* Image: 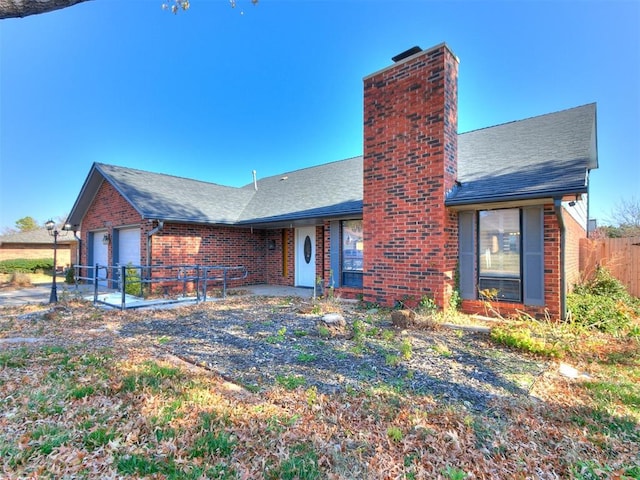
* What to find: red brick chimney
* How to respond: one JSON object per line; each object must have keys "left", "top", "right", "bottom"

{"left": 362, "top": 43, "right": 459, "bottom": 309}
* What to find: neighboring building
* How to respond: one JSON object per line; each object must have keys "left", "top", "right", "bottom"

{"left": 0, "top": 229, "right": 77, "bottom": 269}
{"left": 66, "top": 43, "right": 598, "bottom": 320}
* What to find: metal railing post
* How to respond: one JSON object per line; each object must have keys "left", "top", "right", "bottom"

{"left": 93, "top": 264, "right": 99, "bottom": 304}
{"left": 195, "top": 265, "right": 200, "bottom": 302}
{"left": 203, "top": 267, "right": 208, "bottom": 302}
{"left": 222, "top": 268, "right": 227, "bottom": 299}
{"left": 121, "top": 265, "right": 127, "bottom": 310}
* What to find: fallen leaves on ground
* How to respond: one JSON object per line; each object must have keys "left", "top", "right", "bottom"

{"left": 0, "top": 298, "right": 638, "bottom": 479}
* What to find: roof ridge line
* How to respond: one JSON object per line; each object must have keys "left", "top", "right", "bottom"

{"left": 459, "top": 102, "right": 596, "bottom": 136}
{"left": 240, "top": 155, "right": 364, "bottom": 188}
{"left": 96, "top": 162, "right": 243, "bottom": 190}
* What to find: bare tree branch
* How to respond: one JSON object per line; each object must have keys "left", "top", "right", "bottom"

{"left": 1, "top": 0, "right": 259, "bottom": 18}
{"left": 0, "top": 0, "right": 92, "bottom": 19}
{"left": 608, "top": 196, "right": 640, "bottom": 237}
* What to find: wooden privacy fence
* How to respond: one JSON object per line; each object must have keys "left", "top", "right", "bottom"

{"left": 579, "top": 236, "right": 640, "bottom": 298}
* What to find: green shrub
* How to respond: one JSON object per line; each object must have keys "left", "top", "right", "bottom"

{"left": 418, "top": 295, "right": 438, "bottom": 313}
{"left": 276, "top": 375, "right": 306, "bottom": 390}
{"left": 0, "top": 258, "right": 53, "bottom": 273}
{"left": 123, "top": 264, "right": 143, "bottom": 296}
{"left": 491, "top": 325, "right": 562, "bottom": 357}
{"left": 566, "top": 293, "right": 634, "bottom": 333}
{"left": 64, "top": 267, "right": 75, "bottom": 284}
{"left": 574, "top": 267, "right": 629, "bottom": 298}
{"left": 568, "top": 267, "right": 639, "bottom": 333}
{"left": 449, "top": 289, "right": 462, "bottom": 310}
{"left": 351, "top": 319, "right": 368, "bottom": 344}
{"left": 386, "top": 426, "right": 403, "bottom": 442}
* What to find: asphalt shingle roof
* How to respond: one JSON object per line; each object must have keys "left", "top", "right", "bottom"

{"left": 95, "top": 164, "right": 256, "bottom": 224}
{"left": 447, "top": 103, "right": 597, "bottom": 205}
{"left": 67, "top": 103, "right": 596, "bottom": 227}
{"left": 237, "top": 157, "right": 363, "bottom": 224}
{"left": 0, "top": 229, "right": 74, "bottom": 245}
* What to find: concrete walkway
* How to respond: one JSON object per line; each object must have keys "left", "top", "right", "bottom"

{"left": 230, "top": 284, "right": 315, "bottom": 299}
{"left": 0, "top": 283, "right": 315, "bottom": 308}
{"left": 0, "top": 283, "right": 96, "bottom": 308}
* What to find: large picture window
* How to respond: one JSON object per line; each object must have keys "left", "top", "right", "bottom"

{"left": 478, "top": 209, "right": 521, "bottom": 302}
{"left": 342, "top": 220, "right": 363, "bottom": 288}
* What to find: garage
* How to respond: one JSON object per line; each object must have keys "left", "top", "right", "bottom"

{"left": 117, "top": 227, "right": 141, "bottom": 267}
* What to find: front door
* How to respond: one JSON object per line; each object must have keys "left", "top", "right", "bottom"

{"left": 295, "top": 227, "right": 316, "bottom": 287}
{"left": 91, "top": 231, "right": 109, "bottom": 286}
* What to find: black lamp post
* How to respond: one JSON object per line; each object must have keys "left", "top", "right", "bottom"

{"left": 45, "top": 220, "right": 72, "bottom": 303}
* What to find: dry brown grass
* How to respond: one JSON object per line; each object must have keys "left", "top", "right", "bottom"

{"left": 0, "top": 298, "right": 638, "bottom": 479}
{"left": 7, "top": 272, "right": 33, "bottom": 287}
{"left": 0, "top": 272, "right": 52, "bottom": 288}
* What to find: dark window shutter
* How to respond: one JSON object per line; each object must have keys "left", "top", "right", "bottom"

{"left": 112, "top": 230, "right": 120, "bottom": 265}
{"left": 88, "top": 232, "right": 95, "bottom": 274}
{"left": 329, "top": 221, "right": 341, "bottom": 288}
{"left": 458, "top": 211, "right": 476, "bottom": 299}
{"left": 523, "top": 206, "right": 544, "bottom": 306}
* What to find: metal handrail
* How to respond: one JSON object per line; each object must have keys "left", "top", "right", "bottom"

{"left": 70, "top": 263, "right": 248, "bottom": 310}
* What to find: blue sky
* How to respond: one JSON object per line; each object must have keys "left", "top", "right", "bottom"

{"left": 1, "top": 0, "right": 638, "bottom": 231}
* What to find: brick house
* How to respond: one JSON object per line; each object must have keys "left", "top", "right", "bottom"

{"left": 66, "top": 43, "right": 597, "bottom": 320}
{"left": 0, "top": 229, "right": 77, "bottom": 270}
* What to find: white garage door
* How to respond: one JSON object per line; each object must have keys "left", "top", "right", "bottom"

{"left": 118, "top": 228, "right": 141, "bottom": 266}
{"left": 92, "top": 231, "right": 109, "bottom": 285}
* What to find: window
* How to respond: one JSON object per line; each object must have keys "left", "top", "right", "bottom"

{"left": 342, "top": 220, "right": 363, "bottom": 287}
{"left": 478, "top": 209, "right": 521, "bottom": 302}
{"left": 459, "top": 207, "right": 544, "bottom": 306}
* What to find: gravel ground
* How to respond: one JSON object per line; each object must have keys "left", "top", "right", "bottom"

{"left": 119, "top": 296, "right": 549, "bottom": 411}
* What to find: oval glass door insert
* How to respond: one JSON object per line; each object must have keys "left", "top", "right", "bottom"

{"left": 304, "top": 236, "right": 312, "bottom": 264}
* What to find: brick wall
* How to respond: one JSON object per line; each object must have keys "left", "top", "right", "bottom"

{"left": 264, "top": 228, "right": 294, "bottom": 286}
{"left": 362, "top": 44, "right": 459, "bottom": 309}
{"left": 150, "top": 223, "right": 267, "bottom": 286}
{"left": 80, "top": 180, "right": 314, "bottom": 289}
{"left": 0, "top": 244, "right": 72, "bottom": 267}
{"left": 322, "top": 221, "right": 331, "bottom": 288}
{"left": 542, "top": 204, "right": 562, "bottom": 318}
{"left": 81, "top": 181, "right": 147, "bottom": 277}
{"left": 564, "top": 205, "right": 586, "bottom": 292}
{"left": 314, "top": 225, "right": 324, "bottom": 289}
{"left": 262, "top": 226, "right": 323, "bottom": 288}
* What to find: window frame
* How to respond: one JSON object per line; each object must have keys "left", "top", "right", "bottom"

{"left": 341, "top": 219, "right": 363, "bottom": 288}
{"left": 477, "top": 208, "right": 523, "bottom": 303}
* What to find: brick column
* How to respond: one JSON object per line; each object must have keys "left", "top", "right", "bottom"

{"left": 362, "top": 44, "right": 459, "bottom": 309}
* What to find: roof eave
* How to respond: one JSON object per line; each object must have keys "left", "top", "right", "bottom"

{"left": 93, "top": 164, "right": 147, "bottom": 220}
{"left": 236, "top": 207, "right": 364, "bottom": 228}
{"left": 588, "top": 110, "right": 599, "bottom": 170}
{"left": 445, "top": 187, "right": 588, "bottom": 210}
{"left": 66, "top": 163, "right": 148, "bottom": 229}
{"left": 66, "top": 163, "right": 102, "bottom": 228}
{"left": 150, "top": 216, "right": 241, "bottom": 226}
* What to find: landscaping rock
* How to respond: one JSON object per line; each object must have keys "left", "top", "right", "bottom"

{"left": 391, "top": 309, "right": 415, "bottom": 328}
{"left": 413, "top": 314, "right": 441, "bottom": 330}
{"left": 559, "top": 362, "right": 591, "bottom": 380}
{"left": 321, "top": 313, "right": 346, "bottom": 327}
{"left": 118, "top": 296, "right": 550, "bottom": 410}
{"left": 318, "top": 313, "right": 347, "bottom": 337}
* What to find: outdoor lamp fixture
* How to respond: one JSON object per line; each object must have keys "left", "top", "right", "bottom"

{"left": 45, "top": 220, "right": 72, "bottom": 304}
{"left": 102, "top": 232, "right": 111, "bottom": 245}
